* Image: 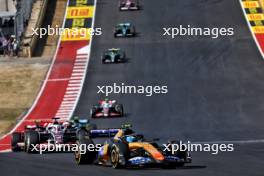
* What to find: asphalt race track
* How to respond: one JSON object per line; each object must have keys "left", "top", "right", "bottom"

{"left": 1, "top": 0, "right": 264, "bottom": 175}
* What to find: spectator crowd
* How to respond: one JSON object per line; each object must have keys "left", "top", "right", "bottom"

{"left": 0, "top": 17, "right": 19, "bottom": 57}
{"left": 0, "top": 35, "right": 18, "bottom": 57}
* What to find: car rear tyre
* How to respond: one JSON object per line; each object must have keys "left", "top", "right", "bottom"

{"left": 86, "top": 123, "right": 97, "bottom": 131}
{"left": 90, "top": 107, "right": 97, "bottom": 118}
{"left": 76, "top": 129, "right": 90, "bottom": 140}
{"left": 24, "top": 131, "right": 39, "bottom": 153}
{"left": 110, "top": 142, "right": 129, "bottom": 169}
{"left": 75, "top": 134, "right": 96, "bottom": 165}
{"left": 11, "top": 132, "right": 22, "bottom": 152}
{"left": 165, "top": 140, "right": 187, "bottom": 168}
{"left": 115, "top": 104, "right": 124, "bottom": 116}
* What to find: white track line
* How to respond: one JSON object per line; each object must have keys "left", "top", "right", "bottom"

{"left": 58, "top": 108, "right": 73, "bottom": 111}
{"left": 73, "top": 66, "right": 86, "bottom": 69}
{"left": 64, "top": 95, "right": 78, "bottom": 98}
{"left": 72, "top": 73, "right": 84, "bottom": 76}
{"left": 0, "top": 149, "right": 12, "bottom": 153}
{"left": 76, "top": 55, "right": 88, "bottom": 59}
{"left": 194, "top": 139, "right": 264, "bottom": 144}
{"left": 68, "top": 83, "right": 81, "bottom": 86}
{"left": 72, "top": 69, "right": 85, "bottom": 72}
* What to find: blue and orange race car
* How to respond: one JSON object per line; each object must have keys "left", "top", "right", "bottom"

{"left": 74, "top": 124, "right": 192, "bottom": 168}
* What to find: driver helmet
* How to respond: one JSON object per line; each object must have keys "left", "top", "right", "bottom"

{"left": 51, "top": 125, "right": 61, "bottom": 133}
{"left": 53, "top": 119, "right": 59, "bottom": 125}
{"left": 104, "top": 98, "right": 109, "bottom": 103}
{"left": 125, "top": 135, "right": 137, "bottom": 143}
{"left": 73, "top": 116, "right": 79, "bottom": 123}
{"left": 63, "top": 121, "right": 70, "bottom": 128}
{"left": 35, "top": 120, "right": 41, "bottom": 128}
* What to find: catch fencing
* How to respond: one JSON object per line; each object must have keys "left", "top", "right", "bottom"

{"left": 15, "top": 0, "right": 36, "bottom": 41}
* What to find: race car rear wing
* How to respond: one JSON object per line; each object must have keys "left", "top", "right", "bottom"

{"left": 89, "top": 124, "right": 132, "bottom": 138}
{"left": 90, "top": 129, "right": 119, "bottom": 138}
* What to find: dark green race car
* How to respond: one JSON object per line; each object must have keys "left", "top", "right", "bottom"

{"left": 114, "top": 23, "right": 136, "bottom": 37}
{"left": 102, "top": 48, "right": 126, "bottom": 63}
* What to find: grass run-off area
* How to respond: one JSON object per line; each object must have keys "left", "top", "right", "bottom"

{"left": 0, "top": 58, "right": 50, "bottom": 137}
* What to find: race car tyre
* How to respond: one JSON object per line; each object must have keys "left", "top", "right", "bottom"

{"left": 171, "top": 141, "right": 187, "bottom": 161}
{"left": 101, "top": 56, "right": 106, "bottom": 64}
{"left": 118, "top": 1, "right": 122, "bottom": 11}
{"left": 76, "top": 129, "right": 90, "bottom": 140}
{"left": 86, "top": 123, "right": 97, "bottom": 131}
{"left": 164, "top": 140, "right": 187, "bottom": 168}
{"left": 11, "top": 132, "right": 22, "bottom": 152}
{"left": 24, "top": 131, "right": 39, "bottom": 153}
{"left": 161, "top": 162, "right": 184, "bottom": 169}
{"left": 161, "top": 163, "right": 177, "bottom": 169}
{"left": 115, "top": 104, "right": 124, "bottom": 116}
{"left": 75, "top": 134, "right": 96, "bottom": 165}
{"left": 132, "top": 26, "right": 136, "bottom": 37}
{"left": 102, "top": 55, "right": 111, "bottom": 64}
{"left": 110, "top": 142, "right": 129, "bottom": 169}
{"left": 23, "top": 132, "right": 28, "bottom": 152}
{"left": 90, "top": 107, "right": 97, "bottom": 118}
{"left": 176, "top": 163, "right": 185, "bottom": 167}
{"left": 122, "top": 52, "right": 126, "bottom": 60}
{"left": 114, "top": 56, "right": 119, "bottom": 63}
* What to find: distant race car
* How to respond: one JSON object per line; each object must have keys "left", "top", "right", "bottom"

{"left": 114, "top": 23, "right": 136, "bottom": 37}
{"left": 119, "top": 0, "right": 140, "bottom": 11}
{"left": 102, "top": 48, "right": 126, "bottom": 63}
{"left": 11, "top": 118, "right": 95, "bottom": 153}
{"left": 74, "top": 124, "right": 192, "bottom": 168}
{"left": 90, "top": 99, "right": 124, "bottom": 118}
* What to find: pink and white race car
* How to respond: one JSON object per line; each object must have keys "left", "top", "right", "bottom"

{"left": 11, "top": 118, "right": 78, "bottom": 153}
{"left": 90, "top": 99, "right": 124, "bottom": 118}
{"left": 119, "top": 0, "right": 140, "bottom": 11}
